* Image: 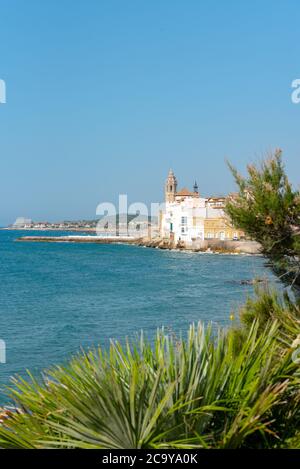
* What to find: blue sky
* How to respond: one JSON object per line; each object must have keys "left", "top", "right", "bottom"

{"left": 0, "top": 0, "right": 300, "bottom": 225}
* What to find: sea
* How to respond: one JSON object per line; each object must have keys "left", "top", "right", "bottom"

{"left": 0, "top": 230, "right": 281, "bottom": 402}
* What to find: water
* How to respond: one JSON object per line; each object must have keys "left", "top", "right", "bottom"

{"left": 0, "top": 230, "right": 280, "bottom": 401}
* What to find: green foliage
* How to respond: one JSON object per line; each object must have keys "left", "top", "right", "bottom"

{"left": 225, "top": 150, "right": 300, "bottom": 286}
{"left": 239, "top": 287, "right": 300, "bottom": 339}
{"left": 0, "top": 315, "right": 299, "bottom": 449}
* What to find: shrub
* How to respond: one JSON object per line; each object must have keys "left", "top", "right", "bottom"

{"left": 0, "top": 311, "right": 299, "bottom": 449}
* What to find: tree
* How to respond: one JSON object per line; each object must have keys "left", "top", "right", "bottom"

{"left": 225, "top": 150, "right": 300, "bottom": 287}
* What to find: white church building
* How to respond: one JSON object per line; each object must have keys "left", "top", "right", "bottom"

{"left": 160, "top": 170, "right": 241, "bottom": 245}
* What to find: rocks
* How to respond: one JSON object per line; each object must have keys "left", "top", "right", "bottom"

{"left": 16, "top": 235, "right": 262, "bottom": 256}
{"left": 240, "top": 278, "right": 265, "bottom": 285}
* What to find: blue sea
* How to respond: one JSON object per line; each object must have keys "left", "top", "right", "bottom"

{"left": 0, "top": 230, "right": 281, "bottom": 401}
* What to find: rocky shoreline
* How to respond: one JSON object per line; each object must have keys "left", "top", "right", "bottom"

{"left": 136, "top": 238, "right": 261, "bottom": 254}
{"left": 16, "top": 235, "right": 261, "bottom": 255}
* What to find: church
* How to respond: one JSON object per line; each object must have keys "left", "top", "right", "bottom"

{"left": 160, "top": 169, "right": 244, "bottom": 245}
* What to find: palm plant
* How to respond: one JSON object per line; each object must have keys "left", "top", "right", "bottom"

{"left": 0, "top": 314, "right": 299, "bottom": 449}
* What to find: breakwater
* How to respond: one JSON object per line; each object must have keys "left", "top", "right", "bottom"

{"left": 16, "top": 235, "right": 261, "bottom": 254}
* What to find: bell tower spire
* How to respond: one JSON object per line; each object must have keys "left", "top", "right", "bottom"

{"left": 165, "top": 169, "right": 177, "bottom": 203}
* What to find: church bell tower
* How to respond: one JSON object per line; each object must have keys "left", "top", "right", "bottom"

{"left": 165, "top": 169, "right": 177, "bottom": 203}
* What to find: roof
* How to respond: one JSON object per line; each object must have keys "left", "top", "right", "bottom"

{"left": 176, "top": 187, "right": 198, "bottom": 197}
{"left": 207, "top": 196, "right": 226, "bottom": 201}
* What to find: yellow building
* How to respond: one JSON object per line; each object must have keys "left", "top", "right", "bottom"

{"left": 204, "top": 196, "right": 244, "bottom": 240}
{"left": 204, "top": 216, "right": 244, "bottom": 240}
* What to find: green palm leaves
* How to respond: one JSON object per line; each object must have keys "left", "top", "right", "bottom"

{"left": 0, "top": 317, "right": 299, "bottom": 449}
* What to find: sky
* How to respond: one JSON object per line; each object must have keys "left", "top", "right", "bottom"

{"left": 0, "top": 0, "right": 300, "bottom": 225}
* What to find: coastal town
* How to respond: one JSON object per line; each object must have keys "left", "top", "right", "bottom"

{"left": 9, "top": 170, "right": 259, "bottom": 254}
{"left": 7, "top": 170, "right": 244, "bottom": 240}
{"left": 8, "top": 217, "right": 99, "bottom": 231}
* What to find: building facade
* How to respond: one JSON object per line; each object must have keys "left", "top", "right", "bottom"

{"left": 160, "top": 170, "right": 244, "bottom": 244}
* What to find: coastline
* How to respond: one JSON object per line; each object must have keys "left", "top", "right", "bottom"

{"left": 15, "top": 234, "right": 262, "bottom": 255}
{"left": 0, "top": 227, "right": 97, "bottom": 232}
